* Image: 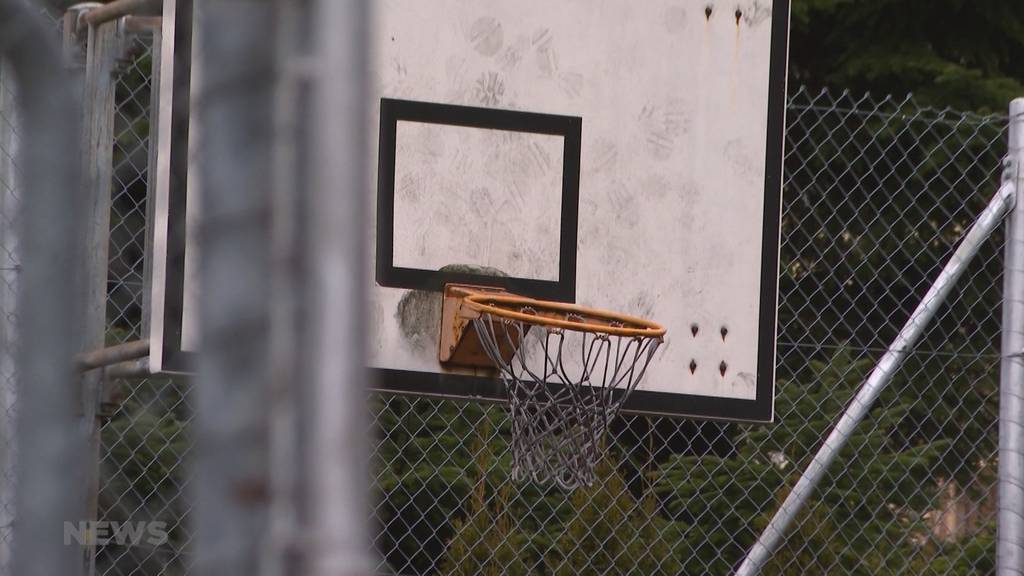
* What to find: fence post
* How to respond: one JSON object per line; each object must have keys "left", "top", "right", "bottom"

{"left": 0, "top": 0, "right": 86, "bottom": 575}
{"left": 267, "top": 1, "right": 372, "bottom": 572}
{"left": 78, "top": 17, "right": 119, "bottom": 576}
{"left": 998, "top": 98, "right": 1024, "bottom": 575}
{"left": 192, "top": 0, "right": 275, "bottom": 574}
{"left": 303, "top": 2, "right": 372, "bottom": 572}
{"left": 0, "top": 56, "right": 17, "bottom": 574}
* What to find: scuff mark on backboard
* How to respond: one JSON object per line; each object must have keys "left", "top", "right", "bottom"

{"left": 741, "top": 1, "right": 773, "bottom": 27}
{"left": 469, "top": 16, "right": 504, "bottom": 57}
{"left": 395, "top": 264, "right": 508, "bottom": 354}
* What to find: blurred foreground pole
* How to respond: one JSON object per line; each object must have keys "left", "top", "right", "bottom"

{"left": 0, "top": 1, "right": 85, "bottom": 576}
{"left": 193, "top": 0, "right": 275, "bottom": 574}
{"left": 737, "top": 176, "right": 1018, "bottom": 575}
{"left": 300, "top": 0, "right": 372, "bottom": 573}
{"left": 998, "top": 97, "right": 1024, "bottom": 576}
{"left": 267, "top": 0, "right": 371, "bottom": 572}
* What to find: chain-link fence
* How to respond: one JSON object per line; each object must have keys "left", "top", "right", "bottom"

{"left": 92, "top": 27, "right": 193, "bottom": 576}
{"left": 366, "top": 90, "right": 1008, "bottom": 575}
{"left": 0, "top": 17, "right": 1014, "bottom": 576}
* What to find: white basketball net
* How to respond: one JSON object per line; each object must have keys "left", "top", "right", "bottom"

{"left": 472, "top": 312, "right": 662, "bottom": 490}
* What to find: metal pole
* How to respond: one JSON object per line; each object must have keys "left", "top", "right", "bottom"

{"left": 998, "top": 98, "right": 1024, "bottom": 576}
{"left": 302, "top": 1, "right": 372, "bottom": 573}
{"left": 737, "top": 178, "right": 1018, "bottom": 576}
{"left": 192, "top": 0, "right": 275, "bottom": 574}
{"left": 0, "top": 55, "right": 17, "bottom": 576}
{"left": 0, "top": 1, "right": 85, "bottom": 576}
{"left": 79, "top": 18, "right": 119, "bottom": 576}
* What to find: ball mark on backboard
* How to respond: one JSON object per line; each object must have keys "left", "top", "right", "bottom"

{"left": 473, "top": 71, "right": 505, "bottom": 106}
{"left": 469, "top": 16, "right": 504, "bottom": 57}
{"left": 741, "top": 1, "right": 773, "bottom": 27}
{"left": 397, "top": 173, "right": 421, "bottom": 204}
{"left": 499, "top": 39, "right": 525, "bottom": 71}
{"left": 607, "top": 180, "right": 640, "bottom": 228}
{"left": 723, "top": 139, "right": 758, "bottom": 182}
{"left": 532, "top": 28, "right": 558, "bottom": 77}
{"left": 734, "top": 372, "right": 756, "bottom": 390}
{"left": 393, "top": 59, "right": 407, "bottom": 78}
{"left": 396, "top": 289, "right": 443, "bottom": 353}
{"left": 528, "top": 139, "right": 554, "bottom": 174}
{"left": 444, "top": 55, "right": 468, "bottom": 89}
{"left": 587, "top": 139, "right": 619, "bottom": 176}
{"left": 639, "top": 102, "right": 689, "bottom": 161}
{"left": 628, "top": 293, "right": 655, "bottom": 319}
{"left": 416, "top": 124, "right": 446, "bottom": 164}
{"left": 469, "top": 186, "right": 495, "bottom": 219}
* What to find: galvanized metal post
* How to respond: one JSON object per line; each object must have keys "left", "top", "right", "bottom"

{"left": 0, "top": 56, "right": 17, "bottom": 574}
{"left": 737, "top": 178, "right": 1018, "bottom": 576}
{"left": 304, "top": 2, "right": 372, "bottom": 572}
{"left": 79, "top": 17, "right": 119, "bottom": 576}
{"left": 192, "top": 0, "right": 275, "bottom": 574}
{"left": 266, "top": 0, "right": 372, "bottom": 571}
{"left": 999, "top": 98, "right": 1024, "bottom": 576}
{"left": 266, "top": 1, "right": 302, "bottom": 573}
{"left": 0, "top": 1, "right": 86, "bottom": 575}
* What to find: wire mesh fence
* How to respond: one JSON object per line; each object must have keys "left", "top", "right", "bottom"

{"left": 366, "top": 89, "right": 1008, "bottom": 575}
{"left": 0, "top": 17, "right": 1014, "bottom": 576}
{"left": 94, "top": 28, "right": 193, "bottom": 576}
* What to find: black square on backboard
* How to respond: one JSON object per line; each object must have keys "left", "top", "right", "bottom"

{"left": 375, "top": 98, "right": 582, "bottom": 303}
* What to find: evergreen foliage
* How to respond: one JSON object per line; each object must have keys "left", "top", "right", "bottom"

{"left": 790, "top": 0, "right": 1024, "bottom": 112}
{"left": 548, "top": 458, "right": 683, "bottom": 576}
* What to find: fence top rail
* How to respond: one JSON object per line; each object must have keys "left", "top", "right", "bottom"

{"left": 788, "top": 85, "right": 1010, "bottom": 125}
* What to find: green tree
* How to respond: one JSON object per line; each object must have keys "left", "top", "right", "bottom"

{"left": 439, "top": 415, "right": 536, "bottom": 575}
{"left": 441, "top": 483, "right": 535, "bottom": 576}
{"left": 374, "top": 398, "right": 481, "bottom": 573}
{"left": 549, "top": 457, "right": 684, "bottom": 576}
{"left": 657, "top": 349, "right": 957, "bottom": 575}
{"left": 790, "top": 0, "right": 1024, "bottom": 112}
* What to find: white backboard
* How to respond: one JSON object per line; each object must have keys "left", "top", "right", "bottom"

{"left": 151, "top": 0, "right": 790, "bottom": 421}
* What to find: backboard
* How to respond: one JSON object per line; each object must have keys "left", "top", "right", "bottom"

{"left": 150, "top": 0, "right": 790, "bottom": 422}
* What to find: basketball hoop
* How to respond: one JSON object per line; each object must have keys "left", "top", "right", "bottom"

{"left": 446, "top": 288, "right": 666, "bottom": 489}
